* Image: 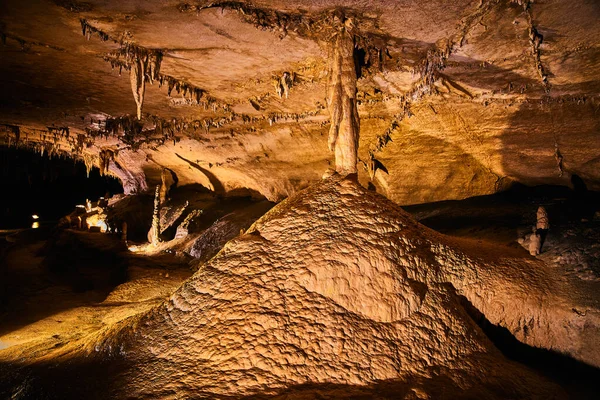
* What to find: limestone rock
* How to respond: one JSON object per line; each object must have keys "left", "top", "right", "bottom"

{"left": 174, "top": 209, "right": 203, "bottom": 239}
{"left": 158, "top": 202, "right": 187, "bottom": 237}
{"left": 2, "top": 1, "right": 599, "bottom": 204}
{"left": 86, "top": 176, "right": 598, "bottom": 398}
{"left": 186, "top": 201, "right": 274, "bottom": 263}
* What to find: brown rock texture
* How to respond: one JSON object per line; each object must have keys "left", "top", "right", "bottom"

{"left": 326, "top": 17, "right": 360, "bottom": 175}
{"left": 0, "top": 0, "right": 598, "bottom": 204}
{"left": 82, "top": 176, "right": 598, "bottom": 398}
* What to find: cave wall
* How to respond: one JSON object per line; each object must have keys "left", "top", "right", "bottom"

{"left": 0, "top": 0, "right": 598, "bottom": 204}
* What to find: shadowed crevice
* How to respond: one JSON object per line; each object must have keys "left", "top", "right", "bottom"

{"left": 175, "top": 153, "right": 225, "bottom": 194}
{"left": 458, "top": 294, "right": 600, "bottom": 399}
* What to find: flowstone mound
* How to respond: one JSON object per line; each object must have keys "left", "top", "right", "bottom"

{"left": 83, "top": 175, "right": 599, "bottom": 398}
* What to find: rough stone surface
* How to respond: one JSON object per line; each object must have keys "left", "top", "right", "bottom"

{"left": 186, "top": 200, "right": 274, "bottom": 263}
{"left": 79, "top": 176, "right": 598, "bottom": 398}
{"left": 0, "top": 0, "right": 598, "bottom": 204}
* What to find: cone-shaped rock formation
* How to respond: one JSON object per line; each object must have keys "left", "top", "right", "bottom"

{"left": 82, "top": 176, "right": 600, "bottom": 398}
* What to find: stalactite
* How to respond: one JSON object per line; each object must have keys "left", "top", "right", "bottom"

{"left": 130, "top": 56, "right": 147, "bottom": 120}
{"left": 554, "top": 143, "right": 564, "bottom": 177}
{"left": 326, "top": 17, "right": 360, "bottom": 175}
{"left": 0, "top": 124, "right": 20, "bottom": 144}
{"left": 274, "top": 72, "right": 295, "bottom": 98}
{"left": 82, "top": 19, "right": 229, "bottom": 114}
{"left": 98, "top": 149, "right": 114, "bottom": 176}
{"left": 80, "top": 20, "right": 165, "bottom": 118}
{"left": 80, "top": 19, "right": 111, "bottom": 42}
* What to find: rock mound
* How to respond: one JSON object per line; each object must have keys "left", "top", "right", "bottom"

{"left": 86, "top": 175, "right": 600, "bottom": 398}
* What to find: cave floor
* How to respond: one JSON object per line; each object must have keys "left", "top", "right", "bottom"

{"left": 407, "top": 185, "right": 600, "bottom": 320}
{"left": 0, "top": 185, "right": 599, "bottom": 398}
{"left": 0, "top": 229, "right": 193, "bottom": 361}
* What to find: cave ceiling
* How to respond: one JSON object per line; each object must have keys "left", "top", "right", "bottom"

{"left": 1, "top": 0, "right": 599, "bottom": 203}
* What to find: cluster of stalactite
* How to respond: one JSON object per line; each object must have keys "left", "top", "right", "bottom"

{"left": 102, "top": 115, "right": 142, "bottom": 138}
{"left": 53, "top": 0, "right": 93, "bottom": 13}
{"left": 368, "top": 0, "right": 501, "bottom": 156}
{"left": 477, "top": 94, "right": 599, "bottom": 111}
{"left": 534, "top": 94, "right": 596, "bottom": 106}
{"left": 0, "top": 124, "right": 85, "bottom": 157}
{"left": 73, "top": 133, "right": 92, "bottom": 153}
{"left": 15, "top": 140, "right": 63, "bottom": 158}
{"left": 80, "top": 19, "right": 112, "bottom": 42}
{"left": 177, "top": 1, "right": 387, "bottom": 50}
{"left": 81, "top": 19, "right": 230, "bottom": 117}
{"left": 98, "top": 149, "right": 115, "bottom": 176}
{"left": 106, "top": 53, "right": 228, "bottom": 112}
{"left": 152, "top": 105, "right": 326, "bottom": 139}
{"left": 158, "top": 74, "right": 229, "bottom": 112}
{"left": 266, "top": 106, "right": 324, "bottom": 126}
{"left": 368, "top": 44, "right": 451, "bottom": 154}
{"left": 120, "top": 47, "right": 163, "bottom": 119}
{"left": 0, "top": 124, "right": 20, "bottom": 144}
{"left": 179, "top": 0, "right": 401, "bottom": 82}
{"left": 82, "top": 153, "right": 96, "bottom": 178}
{"left": 274, "top": 72, "right": 295, "bottom": 98}
{"left": 354, "top": 34, "right": 393, "bottom": 75}
{"left": 103, "top": 55, "right": 131, "bottom": 76}
{"left": 81, "top": 19, "right": 164, "bottom": 119}
{"left": 411, "top": 47, "right": 451, "bottom": 94}
{"left": 47, "top": 126, "right": 70, "bottom": 139}
{"left": 180, "top": 1, "right": 394, "bottom": 79}
{"left": 0, "top": 30, "right": 64, "bottom": 51}
{"left": 177, "top": 1, "right": 321, "bottom": 39}
{"left": 113, "top": 44, "right": 164, "bottom": 84}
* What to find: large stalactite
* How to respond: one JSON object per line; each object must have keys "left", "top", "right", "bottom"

{"left": 326, "top": 17, "right": 360, "bottom": 176}
{"left": 130, "top": 56, "right": 147, "bottom": 121}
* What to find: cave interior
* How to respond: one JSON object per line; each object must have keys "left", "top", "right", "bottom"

{"left": 1, "top": 0, "right": 599, "bottom": 399}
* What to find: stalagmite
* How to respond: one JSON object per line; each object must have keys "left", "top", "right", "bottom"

{"left": 529, "top": 227, "right": 541, "bottom": 256}
{"left": 326, "top": 17, "right": 360, "bottom": 175}
{"left": 130, "top": 56, "right": 147, "bottom": 120}
{"left": 537, "top": 206, "right": 549, "bottom": 230}
{"left": 149, "top": 185, "right": 161, "bottom": 246}
{"left": 121, "top": 221, "right": 128, "bottom": 243}
{"left": 159, "top": 168, "right": 175, "bottom": 205}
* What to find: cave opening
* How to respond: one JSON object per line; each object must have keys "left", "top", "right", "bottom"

{"left": 0, "top": 146, "right": 123, "bottom": 229}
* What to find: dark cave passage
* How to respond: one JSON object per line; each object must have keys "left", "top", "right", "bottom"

{"left": 0, "top": 146, "right": 123, "bottom": 229}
